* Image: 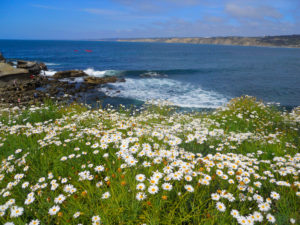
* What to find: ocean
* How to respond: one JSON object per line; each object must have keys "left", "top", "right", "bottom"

{"left": 1, "top": 40, "right": 300, "bottom": 109}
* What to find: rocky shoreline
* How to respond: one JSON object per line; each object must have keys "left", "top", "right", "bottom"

{"left": 0, "top": 52, "right": 124, "bottom": 106}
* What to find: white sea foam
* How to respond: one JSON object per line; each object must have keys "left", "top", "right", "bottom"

{"left": 74, "top": 77, "right": 84, "bottom": 82}
{"left": 140, "top": 71, "right": 167, "bottom": 78}
{"left": 59, "top": 77, "right": 84, "bottom": 83}
{"left": 84, "top": 68, "right": 121, "bottom": 77}
{"left": 45, "top": 63, "right": 60, "bottom": 66}
{"left": 44, "top": 70, "right": 57, "bottom": 76}
{"left": 100, "top": 78, "right": 228, "bottom": 108}
{"left": 42, "top": 68, "right": 121, "bottom": 78}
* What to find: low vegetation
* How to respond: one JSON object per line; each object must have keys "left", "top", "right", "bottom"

{"left": 0, "top": 96, "right": 299, "bottom": 224}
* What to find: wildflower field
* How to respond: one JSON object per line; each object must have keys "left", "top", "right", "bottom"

{"left": 0, "top": 96, "right": 299, "bottom": 225}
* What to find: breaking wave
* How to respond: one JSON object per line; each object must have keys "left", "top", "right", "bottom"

{"left": 41, "top": 68, "right": 228, "bottom": 108}
{"left": 45, "top": 63, "right": 60, "bottom": 66}
{"left": 44, "top": 70, "right": 57, "bottom": 76}
{"left": 100, "top": 78, "right": 228, "bottom": 108}
{"left": 43, "top": 68, "right": 215, "bottom": 78}
{"left": 83, "top": 68, "right": 121, "bottom": 77}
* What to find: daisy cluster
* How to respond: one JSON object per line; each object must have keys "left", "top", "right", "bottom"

{"left": 0, "top": 96, "right": 299, "bottom": 224}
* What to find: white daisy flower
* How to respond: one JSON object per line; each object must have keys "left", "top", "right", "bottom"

{"left": 136, "top": 192, "right": 147, "bottom": 201}
{"left": 54, "top": 194, "right": 66, "bottom": 204}
{"left": 148, "top": 185, "right": 159, "bottom": 194}
{"left": 136, "top": 174, "right": 146, "bottom": 182}
{"left": 184, "top": 185, "right": 194, "bottom": 192}
{"left": 29, "top": 219, "right": 40, "bottom": 225}
{"left": 266, "top": 213, "right": 276, "bottom": 223}
{"left": 48, "top": 205, "right": 60, "bottom": 216}
{"left": 162, "top": 183, "right": 173, "bottom": 191}
{"left": 216, "top": 202, "right": 226, "bottom": 212}
{"left": 73, "top": 212, "right": 81, "bottom": 218}
{"left": 10, "top": 206, "right": 24, "bottom": 218}
{"left": 92, "top": 215, "right": 101, "bottom": 222}
{"left": 101, "top": 191, "right": 110, "bottom": 199}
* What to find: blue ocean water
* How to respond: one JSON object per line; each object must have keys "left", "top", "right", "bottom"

{"left": 1, "top": 40, "right": 300, "bottom": 108}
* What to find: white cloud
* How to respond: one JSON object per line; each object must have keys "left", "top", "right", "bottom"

{"left": 225, "top": 3, "right": 282, "bottom": 20}
{"left": 31, "top": 4, "right": 62, "bottom": 10}
{"left": 83, "top": 8, "right": 125, "bottom": 16}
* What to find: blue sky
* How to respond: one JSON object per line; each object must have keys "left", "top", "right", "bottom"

{"left": 0, "top": 0, "right": 299, "bottom": 39}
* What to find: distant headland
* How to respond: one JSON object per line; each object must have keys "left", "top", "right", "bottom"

{"left": 107, "top": 35, "right": 300, "bottom": 48}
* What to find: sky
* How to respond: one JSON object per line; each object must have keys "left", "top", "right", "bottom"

{"left": 0, "top": 0, "right": 299, "bottom": 39}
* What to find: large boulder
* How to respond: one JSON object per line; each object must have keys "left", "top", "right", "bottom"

{"left": 17, "top": 60, "right": 47, "bottom": 75}
{"left": 53, "top": 70, "right": 88, "bottom": 79}
{"left": 39, "top": 62, "right": 47, "bottom": 71}
{"left": 0, "top": 63, "right": 30, "bottom": 87}
{"left": 0, "top": 52, "right": 5, "bottom": 63}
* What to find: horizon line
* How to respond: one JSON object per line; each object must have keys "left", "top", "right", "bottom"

{"left": 1, "top": 34, "right": 300, "bottom": 41}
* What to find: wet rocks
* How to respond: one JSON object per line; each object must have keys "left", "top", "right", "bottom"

{"left": 0, "top": 63, "right": 30, "bottom": 86}
{"left": 0, "top": 52, "right": 5, "bottom": 63}
{"left": 83, "top": 76, "right": 123, "bottom": 85}
{"left": 0, "top": 54, "right": 126, "bottom": 107}
{"left": 0, "top": 74, "right": 78, "bottom": 106}
{"left": 53, "top": 70, "right": 88, "bottom": 79}
{"left": 17, "top": 60, "right": 47, "bottom": 75}
{"left": 0, "top": 75, "right": 49, "bottom": 105}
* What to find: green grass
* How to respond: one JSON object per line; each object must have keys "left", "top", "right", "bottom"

{"left": 0, "top": 96, "right": 299, "bottom": 225}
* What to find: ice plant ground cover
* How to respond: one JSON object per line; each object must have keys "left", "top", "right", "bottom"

{"left": 0, "top": 96, "right": 299, "bottom": 225}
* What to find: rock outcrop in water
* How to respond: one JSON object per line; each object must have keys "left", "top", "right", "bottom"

{"left": 0, "top": 75, "right": 50, "bottom": 104}
{"left": 53, "top": 70, "right": 88, "bottom": 79}
{"left": 0, "top": 63, "right": 30, "bottom": 85}
{"left": 0, "top": 53, "right": 46, "bottom": 86}
{"left": 0, "top": 52, "right": 125, "bottom": 106}
{"left": 0, "top": 52, "right": 5, "bottom": 63}
{"left": 17, "top": 60, "right": 47, "bottom": 75}
{"left": 84, "top": 76, "right": 124, "bottom": 85}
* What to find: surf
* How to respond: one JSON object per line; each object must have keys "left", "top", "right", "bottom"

{"left": 100, "top": 78, "right": 228, "bottom": 108}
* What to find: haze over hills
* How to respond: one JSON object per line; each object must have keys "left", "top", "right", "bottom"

{"left": 108, "top": 35, "right": 300, "bottom": 48}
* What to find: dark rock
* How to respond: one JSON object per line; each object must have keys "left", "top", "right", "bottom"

{"left": 84, "top": 76, "right": 122, "bottom": 85}
{"left": 53, "top": 70, "right": 88, "bottom": 79}
{"left": 38, "top": 62, "right": 47, "bottom": 71}
{"left": 0, "top": 52, "right": 5, "bottom": 63}
{"left": 119, "top": 78, "right": 126, "bottom": 82}
{"left": 0, "top": 58, "right": 126, "bottom": 107}
{"left": 17, "top": 60, "right": 47, "bottom": 75}
{"left": 7, "top": 61, "right": 14, "bottom": 66}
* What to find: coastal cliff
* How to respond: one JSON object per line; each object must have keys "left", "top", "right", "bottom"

{"left": 116, "top": 35, "right": 300, "bottom": 48}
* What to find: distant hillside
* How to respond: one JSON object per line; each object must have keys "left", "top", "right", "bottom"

{"left": 114, "top": 35, "right": 300, "bottom": 48}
